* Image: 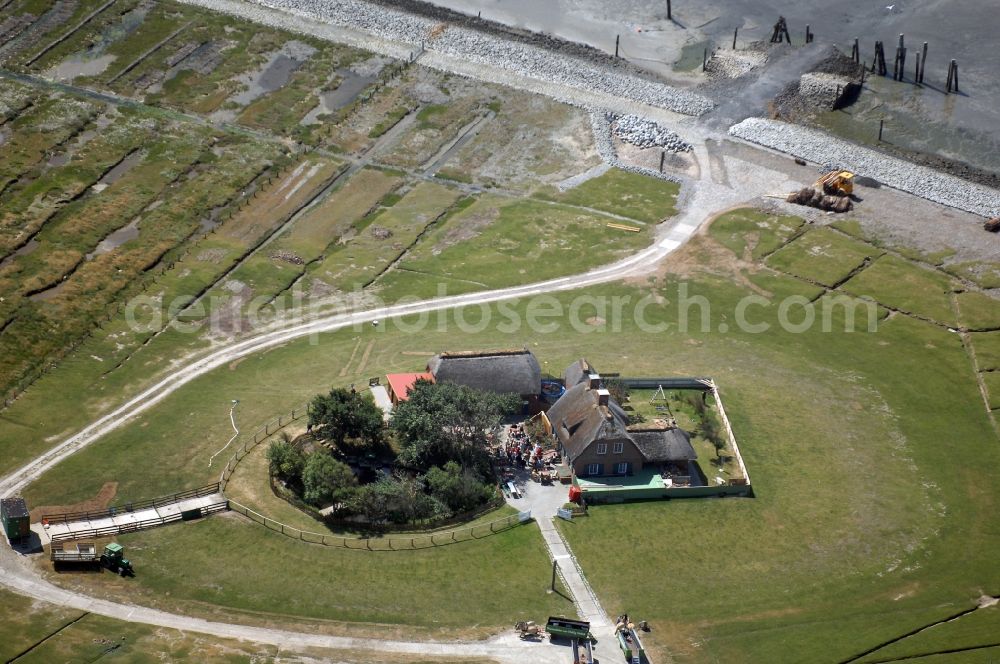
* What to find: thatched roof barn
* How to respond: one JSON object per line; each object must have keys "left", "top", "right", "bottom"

{"left": 427, "top": 348, "right": 541, "bottom": 397}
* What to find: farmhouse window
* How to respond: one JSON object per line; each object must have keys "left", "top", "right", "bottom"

{"left": 596, "top": 443, "right": 608, "bottom": 455}
{"left": 613, "top": 442, "right": 624, "bottom": 454}
{"left": 616, "top": 462, "right": 629, "bottom": 475}
{"left": 587, "top": 463, "right": 602, "bottom": 476}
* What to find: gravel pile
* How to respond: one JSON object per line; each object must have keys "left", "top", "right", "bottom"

{"left": 798, "top": 72, "right": 851, "bottom": 108}
{"left": 589, "top": 110, "right": 683, "bottom": 184}
{"left": 729, "top": 118, "right": 1000, "bottom": 218}
{"left": 609, "top": 114, "right": 692, "bottom": 152}
{"left": 249, "top": 0, "right": 714, "bottom": 115}
{"left": 705, "top": 48, "right": 767, "bottom": 79}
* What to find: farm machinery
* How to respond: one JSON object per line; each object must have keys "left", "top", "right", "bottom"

{"left": 51, "top": 542, "right": 134, "bottom": 576}
{"left": 786, "top": 170, "right": 856, "bottom": 213}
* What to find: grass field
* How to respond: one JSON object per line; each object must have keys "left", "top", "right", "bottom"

{"left": 0, "top": 589, "right": 491, "bottom": 664}
{"left": 708, "top": 207, "right": 805, "bottom": 260}
{"left": 971, "top": 332, "right": 1000, "bottom": 371}
{"left": 842, "top": 254, "right": 960, "bottom": 324}
{"left": 0, "top": 588, "right": 84, "bottom": 663}
{"left": 437, "top": 91, "right": 601, "bottom": 191}
{"left": 2, "top": 8, "right": 999, "bottom": 655}
{"left": 855, "top": 605, "right": 1000, "bottom": 664}
{"left": 307, "top": 181, "right": 464, "bottom": 294}
{"left": 376, "top": 194, "right": 655, "bottom": 300}
{"left": 11, "top": 211, "right": 995, "bottom": 663}
{"left": 536, "top": 167, "right": 680, "bottom": 224}
{"left": 766, "top": 225, "right": 880, "bottom": 287}
{"left": 36, "top": 510, "right": 573, "bottom": 636}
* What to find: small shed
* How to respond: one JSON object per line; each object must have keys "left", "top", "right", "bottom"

{"left": 385, "top": 372, "right": 434, "bottom": 407}
{"left": 1, "top": 497, "right": 30, "bottom": 542}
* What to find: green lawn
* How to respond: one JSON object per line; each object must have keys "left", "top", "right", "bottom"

{"left": 377, "top": 194, "right": 654, "bottom": 300}
{"left": 49, "top": 511, "right": 573, "bottom": 634}
{"left": 982, "top": 371, "right": 1000, "bottom": 410}
{"left": 942, "top": 260, "right": 1000, "bottom": 289}
{"left": 843, "top": 254, "right": 961, "bottom": 324}
{"left": 855, "top": 606, "right": 1000, "bottom": 663}
{"left": 766, "top": 226, "right": 880, "bottom": 287}
{"left": 308, "top": 181, "right": 464, "bottom": 293}
{"left": 955, "top": 290, "right": 1000, "bottom": 330}
{"left": 970, "top": 332, "right": 1000, "bottom": 371}
{"left": 536, "top": 167, "right": 679, "bottom": 224}
{"left": 0, "top": 69, "right": 996, "bottom": 663}
{"left": 0, "top": 589, "right": 84, "bottom": 663}
{"left": 710, "top": 208, "right": 805, "bottom": 260}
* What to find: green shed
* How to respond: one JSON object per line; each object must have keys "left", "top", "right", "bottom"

{"left": 1, "top": 498, "right": 30, "bottom": 542}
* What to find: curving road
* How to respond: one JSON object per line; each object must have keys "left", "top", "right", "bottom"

{"left": 0, "top": 2, "right": 788, "bottom": 660}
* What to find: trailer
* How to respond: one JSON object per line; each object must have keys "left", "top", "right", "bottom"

{"left": 616, "top": 623, "right": 646, "bottom": 663}
{"left": 545, "top": 616, "right": 592, "bottom": 642}
{"left": 51, "top": 542, "right": 134, "bottom": 576}
{"left": 51, "top": 541, "right": 98, "bottom": 564}
{"left": 572, "top": 637, "right": 595, "bottom": 664}
{"left": 1, "top": 497, "right": 29, "bottom": 544}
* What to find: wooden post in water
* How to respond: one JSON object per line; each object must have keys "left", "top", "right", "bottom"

{"left": 733, "top": 27, "right": 738, "bottom": 49}
{"left": 660, "top": 150, "right": 666, "bottom": 173}
{"left": 703, "top": 47, "right": 707, "bottom": 71}
{"left": 878, "top": 119, "right": 884, "bottom": 141}
{"left": 920, "top": 42, "right": 928, "bottom": 83}
{"left": 667, "top": 0, "right": 671, "bottom": 21}
{"left": 851, "top": 38, "right": 859, "bottom": 63}
{"left": 946, "top": 59, "right": 955, "bottom": 92}
{"left": 951, "top": 60, "right": 958, "bottom": 93}
{"left": 615, "top": 34, "right": 620, "bottom": 58}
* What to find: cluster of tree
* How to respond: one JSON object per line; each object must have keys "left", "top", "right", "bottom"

{"left": 391, "top": 380, "right": 520, "bottom": 472}
{"left": 308, "top": 387, "right": 384, "bottom": 448}
{"left": 267, "top": 439, "right": 358, "bottom": 508}
{"left": 266, "top": 381, "right": 517, "bottom": 524}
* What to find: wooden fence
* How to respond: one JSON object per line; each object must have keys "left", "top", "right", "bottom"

{"left": 42, "top": 482, "right": 223, "bottom": 524}
{"left": 228, "top": 500, "right": 531, "bottom": 551}
{"left": 219, "top": 404, "right": 532, "bottom": 548}
{"left": 49, "top": 500, "right": 229, "bottom": 544}
{"left": 218, "top": 403, "right": 310, "bottom": 492}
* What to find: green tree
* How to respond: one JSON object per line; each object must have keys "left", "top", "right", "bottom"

{"left": 266, "top": 439, "right": 306, "bottom": 485}
{"left": 391, "top": 381, "right": 520, "bottom": 471}
{"left": 425, "top": 461, "right": 492, "bottom": 514}
{"left": 302, "top": 453, "right": 358, "bottom": 507}
{"left": 350, "top": 477, "right": 446, "bottom": 524}
{"left": 308, "top": 387, "right": 384, "bottom": 446}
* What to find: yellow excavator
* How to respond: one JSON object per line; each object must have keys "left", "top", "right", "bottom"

{"left": 815, "top": 170, "right": 855, "bottom": 196}
{"left": 785, "top": 170, "right": 856, "bottom": 212}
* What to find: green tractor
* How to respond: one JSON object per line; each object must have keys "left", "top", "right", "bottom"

{"left": 100, "top": 543, "right": 134, "bottom": 577}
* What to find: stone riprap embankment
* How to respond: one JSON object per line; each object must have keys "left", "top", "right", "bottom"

{"left": 730, "top": 118, "right": 1000, "bottom": 218}
{"left": 246, "top": 0, "right": 713, "bottom": 116}
{"left": 610, "top": 113, "right": 692, "bottom": 152}
{"left": 589, "top": 110, "right": 683, "bottom": 185}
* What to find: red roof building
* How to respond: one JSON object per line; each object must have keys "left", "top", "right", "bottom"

{"left": 385, "top": 372, "right": 434, "bottom": 406}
